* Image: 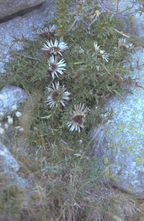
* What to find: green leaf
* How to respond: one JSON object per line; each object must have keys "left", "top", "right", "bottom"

{"left": 40, "top": 115, "right": 52, "bottom": 119}
{"left": 74, "top": 61, "right": 85, "bottom": 65}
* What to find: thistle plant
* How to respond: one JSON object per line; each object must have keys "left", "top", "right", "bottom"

{"left": 0, "top": 0, "right": 134, "bottom": 150}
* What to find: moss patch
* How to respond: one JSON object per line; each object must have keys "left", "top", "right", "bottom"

{"left": 127, "top": 183, "right": 133, "bottom": 193}
{"left": 104, "top": 157, "right": 109, "bottom": 165}
{"left": 105, "top": 167, "right": 119, "bottom": 183}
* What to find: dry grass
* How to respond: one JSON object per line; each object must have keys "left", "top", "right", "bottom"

{"left": 19, "top": 88, "right": 43, "bottom": 138}
{"left": 89, "top": 182, "right": 144, "bottom": 221}
{"left": 1, "top": 138, "right": 144, "bottom": 221}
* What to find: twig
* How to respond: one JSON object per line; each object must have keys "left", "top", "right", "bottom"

{"left": 113, "top": 28, "right": 130, "bottom": 38}
{"left": 98, "top": 0, "right": 138, "bottom": 16}
{"left": 102, "top": 64, "right": 111, "bottom": 75}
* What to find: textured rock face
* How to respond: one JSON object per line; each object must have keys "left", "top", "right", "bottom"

{"left": 0, "top": 0, "right": 55, "bottom": 74}
{"left": 0, "top": 0, "right": 45, "bottom": 23}
{"left": 91, "top": 50, "right": 144, "bottom": 198}
{"left": 0, "top": 142, "right": 19, "bottom": 172}
{"left": 0, "top": 85, "right": 28, "bottom": 120}
{"left": 114, "top": 0, "right": 144, "bottom": 38}
{"left": 0, "top": 142, "right": 26, "bottom": 188}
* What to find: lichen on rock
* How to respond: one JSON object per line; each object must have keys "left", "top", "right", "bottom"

{"left": 91, "top": 49, "right": 144, "bottom": 198}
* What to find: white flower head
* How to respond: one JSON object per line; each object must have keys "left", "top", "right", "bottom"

{"left": 48, "top": 56, "right": 66, "bottom": 79}
{"left": 12, "top": 104, "right": 17, "bottom": 111}
{"left": 99, "top": 50, "right": 105, "bottom": 54}
{"left": 0, "top": 112, "right": 4, "bottom": 116}
{"left": 94, "top": 41, "right": 100, "bottom": 51}
{"left": 19, "top": 127, "right": 24, "bottom": 131}
{"left": 74, "top": 45, "right": 85, "bottom": 55}
{"left": 42, "top": 39, "right": 68, "bottom": 56}
{"left": 15, "top": 126, "right": 24, "bottom": 131}
{"left": 0, "top": 127, "right": 4, "bottom": 134}
{"left": 94, "top": 42, "right": 109, "bottom": 62}
{"left": 48, "top": 25, "right": 56, "bottom": 33}
{"left": 101, "top": 53, "right": 109, "bottom": 62}
{"left": 37, "top": 25, "right": 56, "bottom": 38}
{"left": 66, "top": 103, "right": 88, "bottom": 132}
{"left": 78, "top": 47, "right": 84, "bottom": 54}
{"left": 99, "top": 50, "right": 109, "bottom": 62}
{"left": 46, "top": 81, "right": 70, "bottom": 108}
{"left": 4, "top": 123, "right": 9, "bottom": 129}
{"left": 15, "top": 126, "right": 21, "bottom": 130}
{"left": 118, "top": 38, "right": 133, "bottom": 50}
{"left": 7, "top": 116, "right": 13, "bottom": 125}
{"left": 15, "top": 111, "right": 22, "bottom": 118}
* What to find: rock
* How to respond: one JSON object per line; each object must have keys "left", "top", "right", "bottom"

{"left": 114, "top": 0, "right": 144, "bottom": 38}
{"left": 0, "top": 85, "right": 28, "bottom": 121}
{"left": 0, "top": 142, "right": 19, "bottom": 172}
{"left": 91, "top": 49, "right": 144, "bottom": 198}
{"left": 0, "top": 142, "right": 26, "bottom": 188}
{"left": 0, "top": 0, "right": 45, "bottom": 23}
{"left": 0, "top": 0, "right": 55, "bottom": 73}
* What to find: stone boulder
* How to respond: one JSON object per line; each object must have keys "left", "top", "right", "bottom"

{"left": 0, "top": 85, "right": 28, "bottom": 121}
{"left": 0, "top": 142, "right": 26, "bottom": 188}
{"left": 0, "top": 0, "right": 55, "bottom": 74}
{"left": 0, "top": 0, "right": 45, "bottom": 23}
{"left": 91, "top": 49, "right": 144, "bottom": 198}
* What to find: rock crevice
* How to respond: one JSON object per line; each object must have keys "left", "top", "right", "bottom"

{"left": 0, "top": 0, "right": 45, "bottom": 23}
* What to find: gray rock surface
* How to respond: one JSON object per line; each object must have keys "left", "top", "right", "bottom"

{"left": 91, "top": 48, "right": 144, "bottom": 198}
{"left": 0, "top": 0, "right": 45, "bottom": 23}
{"left": 0, "top": 85, "right": 28, "bottom": 120}
{"left": 0, "top": 142, "right": 26, "bottom": 188}
{"left": 88, "top": 0, "right": 144, "bottom": 198}
{"left": 0, "top": 0, "right": 55, "bottom": 73}
{"left": 0, "top": 141, "right": 19, "bottom": 172}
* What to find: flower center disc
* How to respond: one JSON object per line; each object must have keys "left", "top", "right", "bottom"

{"left": 51, "top": 46, "right": 60, "bottom": 53}
{"left": 120, "top": 46, "right": 127, "bottom": 51}
{"left": 73, "top": 115, "right": 84, "bottom": 124}
{"left": 50, "top": 63, "right": 58, "bottom": 72}
{"left": 52, "top": 91, "right": 59, "bottom": 101}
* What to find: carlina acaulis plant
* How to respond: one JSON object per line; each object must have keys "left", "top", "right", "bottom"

{"left": 1, "top": 0, "right": 134, "bottom": 148}
{"left": 0, "top": 1, "right": 143, "bottom": 221}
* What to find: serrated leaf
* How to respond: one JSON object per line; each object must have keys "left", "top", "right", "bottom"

{"left": 59, "top": 36, "right": 64, "bottom": 42}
